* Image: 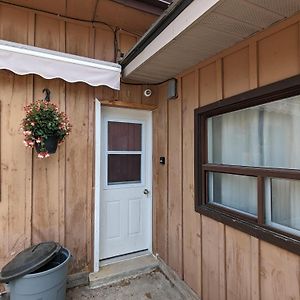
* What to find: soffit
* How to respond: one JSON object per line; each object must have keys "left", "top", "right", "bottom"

{"left": 123, "top": 0, "right": 300, "bottom": 83}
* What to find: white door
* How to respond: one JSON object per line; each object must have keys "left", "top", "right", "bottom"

{"left": 100, "top": 107, "right": 152, "bottom": 260}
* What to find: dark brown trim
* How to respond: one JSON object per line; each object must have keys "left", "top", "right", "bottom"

{"left": 257, "top": 176, "right": 265, "bottom": 225}
{"left": 202, "top": 164, "right": 300, "bottom": 180}
{"left": 206, "top": 203, "right": 257, "bottom": 223}
{"left": 194, "top": 74, "right": 300, "bottom": 254}
{"left": 198, "top": 205, "right": 300, "bottom": 256}
{"left": 194, "top": 108, "right": 200, "bottom": 211}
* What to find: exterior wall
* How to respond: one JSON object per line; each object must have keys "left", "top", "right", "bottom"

{"left": 0, "top": 3, "right": 158, "bottom": 274}
{"left": 154, "top": 12, "right": 300, "bottom": 300}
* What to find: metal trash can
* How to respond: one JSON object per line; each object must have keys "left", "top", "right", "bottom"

{"left": 0, "top": 242, "right": 71, "bottom": 300}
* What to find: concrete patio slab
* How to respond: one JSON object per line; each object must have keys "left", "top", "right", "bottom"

{"left": 89, "top": 254, "right": 159, "bottom": 288}
{"left": 67, "top": 270, "right": 186, "bottom": 300}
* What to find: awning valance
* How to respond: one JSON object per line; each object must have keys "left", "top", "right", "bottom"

{"left": 0, "top": 39, "right": 121, "bottom": 90}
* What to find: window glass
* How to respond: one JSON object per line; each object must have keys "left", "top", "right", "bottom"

{"left": 266, "top": 178, "right": 300, "bottom": 234}
{"left": 208, "top": 95, "right": 300, "bottom": 169}
{"left": 108, "top": 122, "right": 142, "bottom": 151}
{"left": 108, "top": 154, "right": 141, "bottom": 185}
{"left": 208, "top": 172, "right": 257, "bottom": 216}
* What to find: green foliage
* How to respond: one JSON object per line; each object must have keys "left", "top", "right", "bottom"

{"left": 21, "top": 100, "right": 72, "bottom": 158}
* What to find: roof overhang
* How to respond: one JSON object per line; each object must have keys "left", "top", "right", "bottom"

{"left": 122, "top": 0, "right": 300, "bottom": 83}
{"left": 0, "top": 39, "right": 121, "bottom": 89}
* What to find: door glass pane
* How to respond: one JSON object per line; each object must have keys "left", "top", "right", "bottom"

{"left": 108, "top": 154, "right": 141, "bottom": 185}
{"left": 208, "top": 172, "right": 257, "bottom": 216}
{"left": 207, "top": 95, "right": 300, "bottom": 169}
{"left": 108, "top": 122, "right": 142, "bottom": 151}
{"left": 266, "top": 178, "right": 300, "bottom": 234}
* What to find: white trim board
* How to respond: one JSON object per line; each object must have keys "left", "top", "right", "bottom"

{"left": 123, "top": 0, "right": 221, "bottom": 78}
{"left": 94, "top": 98, "right": 101, "bottom": 272}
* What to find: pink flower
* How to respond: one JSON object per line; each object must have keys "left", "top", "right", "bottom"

{"left": 30, "top": 122, "right": 35, "bottom": 126}
{"left": 23, "top": 130, "right": 32, "bottom": 136}
{"left": 23, "top": 139, "right": 34, "bottom": 148}
{"left": 37, "top": 151, "right": 50, "bottom": 159}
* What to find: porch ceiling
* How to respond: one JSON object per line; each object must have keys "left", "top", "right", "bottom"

{"left": 122, "top": 0, "right": 300, "bottom": 83}
{"left": 0, "top": 0, "right": 162, "bottom": 35}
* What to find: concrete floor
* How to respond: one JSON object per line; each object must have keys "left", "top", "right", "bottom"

{"left": 67, "top": 270, "right": 186, "bottom": 300}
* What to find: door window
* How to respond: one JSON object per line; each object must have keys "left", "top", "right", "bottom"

{"left": 106, "top": 121, "right": 143, "bottom": 186}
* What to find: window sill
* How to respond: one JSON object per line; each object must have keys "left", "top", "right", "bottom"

{"left": 197, "top": 204, "right": 300, "bottom": 255}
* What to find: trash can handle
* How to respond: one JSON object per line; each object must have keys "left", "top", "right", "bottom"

{"left": 31, "top": 245, "right": 39, "bottom": 252}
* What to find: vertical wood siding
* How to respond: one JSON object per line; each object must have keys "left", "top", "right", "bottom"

{"left": 154, "top": 12, "right": 300, "bottom": 300}
{"left": 0, "top": 3, "right": 148, "bottom": 273}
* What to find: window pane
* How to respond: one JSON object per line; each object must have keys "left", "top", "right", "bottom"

{"left": 108, "top": 154, "right": 141, "bottom": 185}
{"left": 208, "top": 95, "right": 300, "bottom": 169}
{"left": 208, "top": 172, "right": 257, "bottom": 216}
{"left": 266, "top": 178, "right": 300, "bottom": 234}
{"left": 108, "top": 122, "right": 142, "bottom": 151}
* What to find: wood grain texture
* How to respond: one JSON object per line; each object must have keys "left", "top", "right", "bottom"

{"left": 152, "top": 83, "right": 168, "bottom": 261}
{"left": 65, "top": 22, "right": 92, "bottom": 272}
{"left": 167, "top": 78, "right": 182, "bottom": 277}
{"left": 202, "top": 216, "right": 226, "bottom": 300}
{"left": 250, "top": 237, "right": 260, "bottom": 300}
{"left": 66, "top": 0, "right": 97, "bottom": 21}
{"left": 32, "top": 77, "right": 62, "bottom": 244}
{"left": 95, "top": 27, "right": 115, "bottom": 62}
{"left": 0, "top": 71, "right": 31, "bottom": 263}
{"left": 119, "top": 32, "right": 137, "bottom": 56}
{"left": 182, "top": 71, "right": 201, "bottom": 295}
{"left": 118, "top": 83, "right": 142, "bottom": 104}
{"left": 5, "top": 0, "right": 66, "bottom": 16}
{"left": 199, "top": 62, "right": 218, "bottom": 106}
{"left": 0, "top": 4, "right": 32, "bottom": 268}
{"left": 258, "top": 24, "right": 299, "bottom": 86}
{"left": 101, "top": 99, "right": 157, "bottom": 111}
{"left": 223, "top": 47, "right": 250, "bottom": 98}
{"left": 260, "top": 241, "right": 300, "bottom": 300}
{"left": 65, "top": 82, "right": 91, "bottom": 272}
{"left": 0, "top": 4, "right": 30, "bottom": 43}
{"left": 32, "top": 16, "right": 63, "bottom": 245}
{"left": 249, "top": 42, "right": 258, "bottom": 89}
{"left": 35, "top": 15, "right": 61, "bottom": 51}
{"left": 95, "top": 0, "right": 157, "bottom": 35}
{"left": 226, "top": 226, "right": 259, "bottom": 300}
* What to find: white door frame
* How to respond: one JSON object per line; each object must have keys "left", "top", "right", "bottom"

{"left": 93, "top": 99, "right": 153, "bottom": 272}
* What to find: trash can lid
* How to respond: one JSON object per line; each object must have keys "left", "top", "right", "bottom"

{"left": 0, "top": 241, "right": 61, "bottom": 283}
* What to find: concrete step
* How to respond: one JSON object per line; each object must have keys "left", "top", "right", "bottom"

{"left": 89, "top": 254, "right": 159, "bottom": 289}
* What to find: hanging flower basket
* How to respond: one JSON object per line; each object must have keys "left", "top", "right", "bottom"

{"left": 34, "top": 135, "right": 59, "bottom": 154}
{"left": 21, "top": 100, "right": 72, "bottom": 158}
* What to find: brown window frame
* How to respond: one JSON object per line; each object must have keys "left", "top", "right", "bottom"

{"left": 194, "top": 74, "right": 300, "bottom": 255}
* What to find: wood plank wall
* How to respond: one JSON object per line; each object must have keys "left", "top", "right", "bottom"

{"left": 153, "top": 12, "right": 300, "bottom": 300}
{"left": 0, "top": 3, "right": 156, "bottom": 273}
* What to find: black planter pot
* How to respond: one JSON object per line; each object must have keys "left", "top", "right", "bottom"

{"left": 35, "top": 136, "right": 59, "bottom": 154}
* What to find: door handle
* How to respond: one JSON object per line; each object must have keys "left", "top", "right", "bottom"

{"left": 143, "top": 189, "right": 150, "bottom": 195}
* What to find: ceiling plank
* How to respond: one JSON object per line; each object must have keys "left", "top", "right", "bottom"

{"left": 2, "top": 0, "right": 66, "bottom": 15}
{"left": 95, "top": 0, "right": 157, "bottom": 35}
{"left": 66, "top": 0, "right": 98, "bottom": 21}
